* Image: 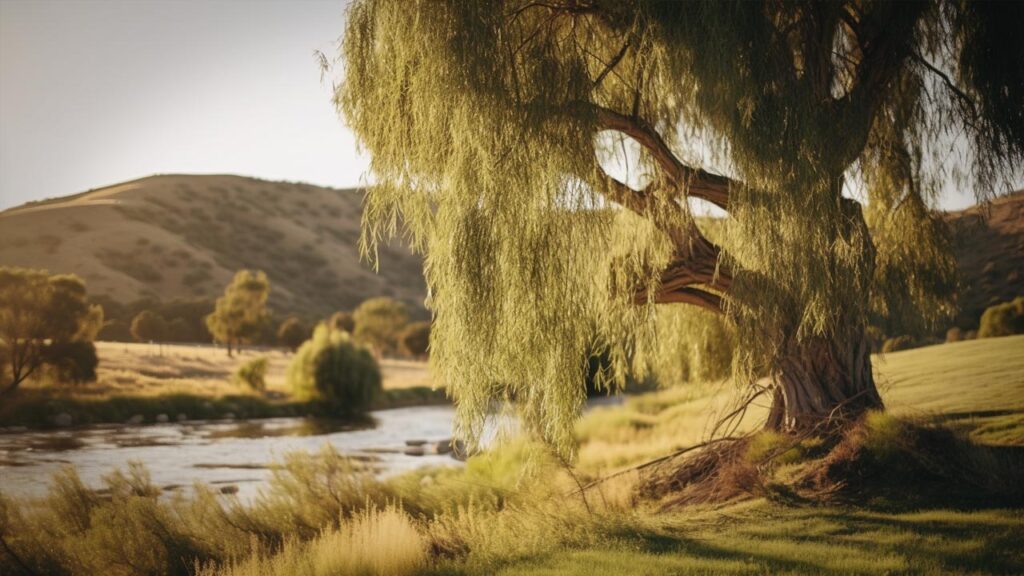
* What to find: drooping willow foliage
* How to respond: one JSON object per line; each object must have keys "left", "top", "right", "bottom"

{"left": 336, "top": 1, "right": 1024, "bottom": 453}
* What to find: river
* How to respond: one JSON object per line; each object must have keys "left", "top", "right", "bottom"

{"left": 0, "top": 405, "right": 461, "bottom": 501}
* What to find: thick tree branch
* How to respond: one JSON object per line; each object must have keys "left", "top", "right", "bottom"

{"left": 589, "top": 104, "right": 734, "bottom": 210}
{"left": 648, "top": 287, "right": 723, "bottom": 314}
{"left": 595, "top": 164, "right": 654, "bottom": 216}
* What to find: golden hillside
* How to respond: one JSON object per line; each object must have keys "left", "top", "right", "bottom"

{"left": 0, "top": 174, "right": 426, "bottom": 317}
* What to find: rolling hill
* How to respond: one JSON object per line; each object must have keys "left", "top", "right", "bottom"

{"left": 0, "top": 175, "right": 1020, "bottom": 331}
{"left": 0, "top": 174, "right": 426, "bottom": 318}
{"left": 947, "top": 189, "right": 1024, "bottom": 329}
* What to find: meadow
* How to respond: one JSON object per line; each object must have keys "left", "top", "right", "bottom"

{"left": 2, "top": 336, "right": 1022, "bottom": 575}
{"left": 0, "top": 341, "right": 441, "bottom": 429}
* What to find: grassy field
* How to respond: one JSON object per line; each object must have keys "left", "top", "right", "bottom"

{"left": 576, "top": 335, "right": 1024, "bottom": 476}
{"left": 0, "top": 341, "right": 440, "bottom": 428}
{"left": 1, "top": 336, "right": 1022, "bottom": 575}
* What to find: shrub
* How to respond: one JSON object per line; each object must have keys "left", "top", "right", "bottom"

{"left": 131, "top": 310, "right": 168, "bottom": 342}
{"left": 353, "top": 298, "right": 408, "bottom": 356}
{"left": 329, "top": 310, "right": 356, "bottom": 333}
{"left": 978, "top": 296, "right": 1024, "bottom": 338}
{"left": 235, "top": 357, "right": 268, "bottom": 392}
{"left": 399, "top": 321, "right": 431, "bottom": 358}
{"left": 43, "top": 341, "right": 99, "bottom": 384}
{"left": 277, "top": 317, "right": 310, "bottom": 351}
{"left": 287, "top": 324, "right": 381, "bottom": 413}
{"left": 881, "top": 335, "right": 917, "bottom": 353}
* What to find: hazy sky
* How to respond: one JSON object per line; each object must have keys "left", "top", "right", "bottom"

{"left": 0, "top": 1, "right": 1007, "bottom": 211}
{"left": 0, "top": 0, "right": 363, "bottom": 210}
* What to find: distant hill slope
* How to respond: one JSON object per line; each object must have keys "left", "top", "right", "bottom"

{"left": 1, "top": 176, "right": 1020, "bottom": 327}
{"left": 0, "top": 174, "right": 426, "bottom": 318}
{"left": 947, "top": 189, "right": 1024, "bottom": 329}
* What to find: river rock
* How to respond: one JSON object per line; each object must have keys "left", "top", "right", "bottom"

{"left": 126, "top": 414, "right": 144, "bottom": 425}
{"left": 403, "top": 446, "right": 426, "bottom": 457}
{"left": 405, "top": 439, "right": 429, "bottom": 447}
{"left": 176, "top": 413, "right": 188, "bottom": 422}
{"left": 435, "top": 438, "right": 453, "bottom": 455}
{"left": 219, "top": 485, "right": 239, "bottom": 495}
{"left": 53, "top": 413, "right": 73, "bottom": 427}
{"left": 155, "top": 414, "right": 169, "bottom": 423}
{"left": 223, "top": 412, "right": 236, "bottom": 420}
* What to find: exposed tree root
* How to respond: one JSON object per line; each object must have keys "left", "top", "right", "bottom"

{"left": 622, "top": 413, "right": 1024, "bottom": 511}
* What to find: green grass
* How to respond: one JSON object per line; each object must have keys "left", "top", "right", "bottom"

{"left": 489, "top": 503, "right": 1024, "bottom": 575}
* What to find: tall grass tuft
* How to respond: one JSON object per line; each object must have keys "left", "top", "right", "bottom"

{"left": 204, "top": 505, "right": 427, "bottom": 576}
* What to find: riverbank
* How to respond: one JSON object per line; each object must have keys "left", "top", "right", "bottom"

{"left": 0, "top": 341, "right": 446, "bottom": 430}
{"left": 2, "top": 337, "right": 1022, "bottom": 575}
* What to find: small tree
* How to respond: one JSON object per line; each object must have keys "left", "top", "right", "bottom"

{"left": 235, "top": 356, "right": 268, "bottom": 392}
{"left": 0, "top": 268, "right": 104, "bottom": 395}
{"left": 398, "top": 321, "right": 431, "bottom": 359}
{"left": 277, "top": 317, "right": 311, "bottom": 351}
{"left": 130, "top": 310, "right": 168, "bottom": 342}
{"left": 329, "top": 311, "right": 356, "bottom": 334}
{"left": 353, "top": 297, "right": 409, "bottom": 356}
{"left": 287, "top": 323, "right": 381, "bottom": 413}
{"left": 205, "top": 270, "right": 270, "bottom": 356}
{"left": 978, "top": 297, "right": 1024, "bottom": 338}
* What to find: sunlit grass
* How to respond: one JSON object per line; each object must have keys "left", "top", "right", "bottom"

{"left": 204, "top": 505, "right": 428, "bottom": 576}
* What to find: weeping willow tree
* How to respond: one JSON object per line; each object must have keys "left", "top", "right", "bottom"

{"left": 337, "top": 1, "right": 1023, "bottom": 452}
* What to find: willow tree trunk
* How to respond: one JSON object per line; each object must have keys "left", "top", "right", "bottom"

{"left": 766, "top": 330, "right": 884, "bottom": 431}
{"left": 763, "top": 196, "right": 885, "bottom": 431}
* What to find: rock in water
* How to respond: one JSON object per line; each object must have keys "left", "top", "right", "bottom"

{"left": 53, "top": 413, "right": 73, "bottom": 427}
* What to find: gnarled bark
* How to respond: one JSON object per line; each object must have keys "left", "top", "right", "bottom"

{"left": 770, "top": 330, "right": 884, "bottom": 431}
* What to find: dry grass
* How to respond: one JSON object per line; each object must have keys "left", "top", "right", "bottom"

{"left": 0, "top": 173, "right": 427, "bottom": 317}
{"left": 204, "top": 506, "right": 428, "bottom": 576}
{"left": 20, "top": 341, "right": 434, "bottom": 399}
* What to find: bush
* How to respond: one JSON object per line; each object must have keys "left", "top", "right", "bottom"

{"left": 353, "top": 298, "right": 408, "bottom": 356}
{"left": 881, "top": 335, "right": 917, "bottom": 353}
{"left": 399, "top": 321, "right": 430, "bottom": 358}
{"left": 131, "top": 310, "right": 168, "bottom": 342}
{"left": 277, "top": 317, "right": 310, "bottom": 351}
{"left": 235, "top": 357, "right": 268, "bottom": 392}
{"left": 43, "top": 341, "right": 99, "bottom": 384}
{"left": 978, "top": 296, "right": 1024, "bottom": 338}
{"left": 329, "top": 311, "right": 356, "bottom": 333}
{"left": 287, "top": 324, "right": 381, "bottom": 414}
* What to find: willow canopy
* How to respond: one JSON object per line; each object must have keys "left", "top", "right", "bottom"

{"left": 336, "top": 0, "right": 1024, "bottom": 453}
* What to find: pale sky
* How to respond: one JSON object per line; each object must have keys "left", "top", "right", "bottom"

{"left": 0, "top": 0, "right": 1007, "bottom": 211}
{"left": 0, "top": 0, "right": 365, "bottom": 210}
